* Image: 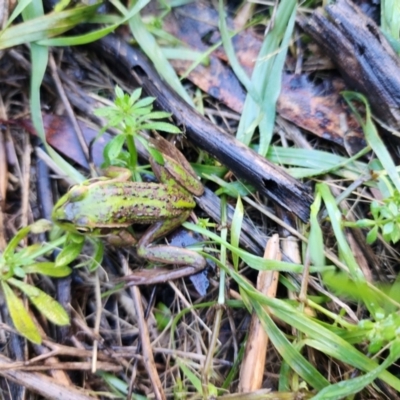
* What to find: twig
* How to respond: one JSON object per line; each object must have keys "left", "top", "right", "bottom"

{"left": 121, "top": 253, "right": 165, "bottom": 400}
{"left": 239, "top": 234, "right": 280, "bottom": 392}
{"left": 301, "top": 0, "right": 400, "bottom": 130}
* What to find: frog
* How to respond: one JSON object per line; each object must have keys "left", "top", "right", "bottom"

{"left": 52, "top": 135, "right": 206, "bottom": 273}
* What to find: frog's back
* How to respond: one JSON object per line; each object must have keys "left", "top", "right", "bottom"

{"left": 86, "top": 181, "right": 195, "bottom": 225}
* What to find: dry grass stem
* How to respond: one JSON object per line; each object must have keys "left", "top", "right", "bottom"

{"left": 239, "top": 234, "right": 281, "bottom": 392}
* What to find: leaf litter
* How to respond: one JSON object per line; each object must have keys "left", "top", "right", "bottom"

{"left": 1, "top": 0, "right": 400, "bottom": 399}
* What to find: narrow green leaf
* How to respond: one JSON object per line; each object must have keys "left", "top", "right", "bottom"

{"left": 39, "top": 0, "right": 151, "bottom": 46}
{"left": 308, "top": 339, "right": 400, "bottom": 399}
{"left": 154, "top": 302, "right": 172, "bottom": 331}
{"left": 54, "top": 0, "right": 72, "bottom": 12}
{"left": 132, "top": 96, "right": 155, "bottom": 109}
{"left": 382, "top": 0, "right": 400, "bottom": 41}
{"left": 214, "top": 259, "right": 400, "bottom": 391}
{"left": 115, "top": 85, "right": 124, "bottom": 99}
{"left": 267, "top": 145, "right": 369, "bottom": 180}
{"left": 98, "top": 371, "right": 148, "bottom": 399}
{"left": 142, "top": 111, "right": 172, "bottom": 120}
{"left": 218, "top": 0, "right": 262, "bottom": 104}
{"left": 88, "top": 240, "right": 104, "bottom": 272}
{"left": 177, "top": 359, "right": 208, "bottom": 395}
{"left": 140, "top": 122, "right": 181, "bottom": 133}
{"left": 136, "top": 135, "right": 165, "bottom": 165}
{"left": 251, "top": 299, "right": 329, "bottom": 390}
{"left": 120, "top": 1, "right": 193, "bottom": 106}
{"left": 317, "top": 183, "right": 364, "bottom": 281}
{"left": 318, "top": 183, "right": 381, "bottom": 316}
{"left": 183, "top": 222, "right": 330, "bottom": 274}
{"left": 215, "top": 180, "right": 255, "bottom": 198}
{"left": 205, "top": 173, "right": 255, "bottom": 197}
{"left": 309, "top": 191, "right": 325, "bottom": 266}
{"left": 343, "top": 92, "right": 400, "bottom": 192}
{"left": 162, "top": 47, "right": 209, "bottom": 64}
{"left": 236, "top": 0, "right": 296, "bottom": 155}
{"left": 105, "top": 134, "right": 126, "bottom": 161}
{"left": 2, "top": 226, "right": 33, "bottom": 259}
{"left": 3, "top": 0, "right": 32, "bottom": 29}
{"left": 1, "top": 281, "right": 41, "bottom": 344}
{"left": 231, "top": 196, "right": 244, "bottom": 270}
{"left": 0, "top": 4, "right": 101, "bottom": 49}
{"left": 23, "top": 262, "right": 72, "bottom": 277}
{"left": 55, "top": 238, "right": 84, "bottom": 267}
{"left": 391, "top": 224, "right": 400, "bottom": 243}
{"left": 366, "top": 225, "right": 379, "bottom": 244}
{"left": 8, "top": 278, "right": 69, "bottom": 326}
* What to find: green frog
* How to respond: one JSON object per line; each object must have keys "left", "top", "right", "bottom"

{"left": 52, "top": 135, "right": 206, "bottom": 271}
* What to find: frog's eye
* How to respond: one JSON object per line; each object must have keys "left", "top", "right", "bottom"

{"left": 75, "top": 227, "right": 91, "bottom": 234}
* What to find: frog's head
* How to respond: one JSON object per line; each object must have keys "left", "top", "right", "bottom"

{"left": 52, "top": 185, "right": 99, "bottom": 235}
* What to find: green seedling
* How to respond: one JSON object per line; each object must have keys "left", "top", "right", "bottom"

{"left": 351, "top": 193, "right": 400, "bottom": 244}
{"left": 94, "top": 86, "right": 180, "bottom": 178}
{"left": 0, "top": 220, "right": 71, "bottom": 343}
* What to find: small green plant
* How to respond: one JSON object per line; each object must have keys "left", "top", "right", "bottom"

{"left": 322, "top": 269, "right": 400, "bottom": 354}
{"left": 0, "top": 220, "right": 71, "bottom": 343}
{"left": 343, "top": 191, "right": 400, "bottom": 244}
{"left": 360, "top": 312, "right": 400, "bottom": 354}
{"left": 352, "top": 193, "right": 400, "bottom": 244}
{"left": 94, "top": 86, "right": 180, "bottom": 178}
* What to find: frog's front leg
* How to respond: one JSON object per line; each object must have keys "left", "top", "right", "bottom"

{"left": 137, "top": 212, "right": 206, "bottom": 270}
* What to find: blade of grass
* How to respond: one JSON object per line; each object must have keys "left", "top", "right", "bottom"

{"left": 267, "top": 146, "right": 369, "bottom": 180}
{"left": 109, "top": 0, "right": 193, "bottom": 106}
{"left": 309, "top": 190, "right": 325, "bottom": 266}
{"left": 22, "top": 0, "right": 85, "bottom": 183}
{"left": 230, "top": 196, "right": 244, "bottom": 270}
{"left": 236, "top": 0, "right": 296, "bottom": 155}
{"left": 161, "top": 47, "right": 209, "bottom": 63}
{"left": 317, "top": 183, "right": 366, "bottom": 281}
{"left": 307, "top": 339, "right": 400, "bottom": 399}
{"left": 29, "top": 43, "right": 85, "bottom": 183}
{"left": 343, "top": 92, "right": 400, "bottom": 192}
{"left": 0, "top": 3, "right": 101, "bottom": 49}
{"left": 251, "top": 299, "right": 329, "bottom": 390}
{"left": 184, "top": 221, "right": 332, "bottom": 274}
{"left": 2, "top": 0, "right": 32, "bottom": 29}
{"left": 382, "top": 0, "right": 400, "bottom": 41}
{"left": 317, "top": 183, "right": 381, "bottom": 317}
{"left": 218, "top": 0, "right": 260, "bottom": 103}
{"left": 38, "top": 0, "right": 150, "bottom": 46}
{"left": 216, "top": 260, "right": 400, "bottom": 391}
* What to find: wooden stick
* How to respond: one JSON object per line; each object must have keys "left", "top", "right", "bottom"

{"left": 301, "top": 0, "right": 400, "bottom": 130}
{"left": 239, "top": 234, "right": 281, "bottom": 392}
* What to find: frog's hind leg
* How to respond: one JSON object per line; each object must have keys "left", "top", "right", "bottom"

{"left": 137, "top": 212, "right": 206, "bottom": 269}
